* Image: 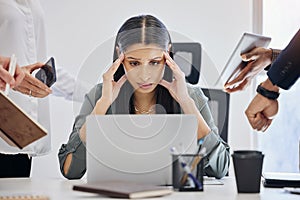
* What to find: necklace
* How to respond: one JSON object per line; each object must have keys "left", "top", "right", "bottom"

{"left": 134, "top": 93, "right": 156, "bottom": 114}
{"left": 134, "top": 105, "right": 154, "bottom": 114}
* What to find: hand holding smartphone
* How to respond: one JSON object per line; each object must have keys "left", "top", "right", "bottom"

{"left": 35, "top": 57, "right": 56, "bottom": 87}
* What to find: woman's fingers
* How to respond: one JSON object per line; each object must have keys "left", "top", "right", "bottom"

{"left": 0, "top": 65, "right": 15, "bottom": 85}
{"left": 14, "top": 73, "right": 51, "bottom": 97}
{"left": 23, "top": 62, "right": 44, "bottom": 73}
{"left": 163, "top": 52, "right": 179, "bottom": 70}
{"left": 14, "top": 84, "right": 50, "bottom": 98}
{"left": 26, "top": 73, "right": 51, "bottom": 91}
{"left": 103, "top": 54, "right": 124, "bottom": 82}
{"left": 163, "top": 52, "right": 185, "bottom": 80}
{"left": 0, "top": 78, "right": 6, "bottom": 90}
{"left": 12, "top": 66, "right": 25, "bottom": 87}
{"left": 109, "top": 54, "right": 124, "bottom": 76}
{"left": 158, "top": 79, "right": 171, "bottom": 90}
{"left": 115, "top": 74, "right": 127, "bottom": 89}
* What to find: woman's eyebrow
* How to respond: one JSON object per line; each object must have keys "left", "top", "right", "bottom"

{"left": 151, "top": 57, "right": 163, "bottom": 60}
{"left": 125, "top": 56, "right": 163, "bottom": 60}
{"left": 126, "top": 56, "right": 141, "bottom": 60}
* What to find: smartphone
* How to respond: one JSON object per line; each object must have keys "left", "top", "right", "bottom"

{"left": 35, "top": 57, "right": 56, "bottom": 87}
{"left": 163, "top": 52, "right": 173, "bottom": 82}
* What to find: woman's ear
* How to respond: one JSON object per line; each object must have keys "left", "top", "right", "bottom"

{"left": 168, "top": 44, "right": 173, "bottom": 58}
{"left": 167, "top": 44, "right": 172, "bottom": 53}
{"left": 116, "top": 46, "right": 120, "bottom": 56}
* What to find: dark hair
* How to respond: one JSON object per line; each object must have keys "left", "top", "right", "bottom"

{"left": 111, "top": 14, "right": 181, "bottom": 114}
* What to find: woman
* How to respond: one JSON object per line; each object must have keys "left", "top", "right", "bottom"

{"left": 58, "top": 15, "right": 230, "bottom": 179}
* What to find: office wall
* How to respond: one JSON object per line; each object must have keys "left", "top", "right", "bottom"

{"left": 32, "top": 0, "right": 258, "bottom": 178}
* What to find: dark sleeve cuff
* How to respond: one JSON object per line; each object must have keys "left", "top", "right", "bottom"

{"left": 264, "top": 49, "right": 281, "bottom": 71}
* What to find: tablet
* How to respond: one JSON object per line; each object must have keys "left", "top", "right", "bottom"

{"left": 215, "top": 32, "right": 271, "bottom": 86}
{"left": 262, "top": 172, "right": 300, "bottom": 188}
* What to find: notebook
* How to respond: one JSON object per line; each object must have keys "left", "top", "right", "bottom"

{"left": 0, "top": 91, "right": 47, "bottom": 149}
{"left": 262, "top": 172, "right": 300, "bottom": 188}
{"left": 215, "top": 32, "right": 271, "bottom": 86}
{"left": 86, "top": 114, "right": 198, "bottom": 185}
{"left": 0, "top": 195, "right": 49, "bottom": 200}
{"left": 73, "top": 181, "right": 173, "bottom": 199}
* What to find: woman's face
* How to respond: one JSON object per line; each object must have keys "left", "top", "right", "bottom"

{"left": 122, "top": 43, "right": 165, "bottom": 94}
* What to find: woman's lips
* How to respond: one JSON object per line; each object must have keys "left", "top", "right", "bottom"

{"left": 138, "top": 83, "right": 153, "bottom": 89}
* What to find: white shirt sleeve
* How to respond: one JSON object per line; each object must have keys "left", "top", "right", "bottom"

{"left": 51, "top": 67, "right": 93, "bottom": 102}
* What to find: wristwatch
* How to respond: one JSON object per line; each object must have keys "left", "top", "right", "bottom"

{"left": 256, "top": 84, "right": 280, "bottom": 100}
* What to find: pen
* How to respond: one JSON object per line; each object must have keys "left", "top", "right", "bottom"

{"left": 180, "top": 147, "right": 206, "bottom": 185}
{"left": 4, "top": 54, "right": 17, "bottom": 96}
{"left": 170, "top": 147, "right": 202, "bottom": 189}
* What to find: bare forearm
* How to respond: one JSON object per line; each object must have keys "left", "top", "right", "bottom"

{"left": 261, "top": 78, "right": 280, "bottom": 92}
{"left": 78, "top": 97, "right": 111, "bottom": 143}
{"left": 179, "top": 97, "right": 211, "bottom": 139}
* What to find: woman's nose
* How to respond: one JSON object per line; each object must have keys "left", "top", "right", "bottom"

{"left": 139, "top": 65, "right": 151, "bottom": 81}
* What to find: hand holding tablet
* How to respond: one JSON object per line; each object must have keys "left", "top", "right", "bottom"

{"left": 215, "top": 33, "right": 271, "bottom": 92}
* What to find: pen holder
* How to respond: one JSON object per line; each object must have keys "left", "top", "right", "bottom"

{"left": 172, "top": 154, "right": 203, "bottom": 191}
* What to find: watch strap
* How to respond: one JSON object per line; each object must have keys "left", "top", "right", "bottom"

{"left": 256, "top": 84, "right": 280, "bottom": 100}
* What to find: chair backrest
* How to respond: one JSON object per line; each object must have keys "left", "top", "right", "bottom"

{"left": 172, "top": 42, "right": 229, "bottom": 142}
{"left": 172, "top": 42, "right": 201, "bottom": 85}
{"left": 201, "top": 88, "right": 230, "bottom": 143}
{"left": 173, "top": 42, "right": 230, "bottom": 177}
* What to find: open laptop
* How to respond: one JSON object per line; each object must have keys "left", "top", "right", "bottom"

{"left": 86, "top": 114, "right": 198, "bottom": 185}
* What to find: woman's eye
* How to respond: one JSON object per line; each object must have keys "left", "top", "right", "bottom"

{"left": 129, "top": 61, "right": 140, "bottom": 67}
{"left": 150, "top": 61, "right": 160, "bottom": 66}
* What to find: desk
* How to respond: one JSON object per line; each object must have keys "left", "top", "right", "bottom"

{"left": 0, "top": 177, "right": 298, "bottom": 200}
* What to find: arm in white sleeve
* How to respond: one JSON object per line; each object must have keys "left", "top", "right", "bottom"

{"left": 51, "top": 67, "right": 93, "bottom": 102}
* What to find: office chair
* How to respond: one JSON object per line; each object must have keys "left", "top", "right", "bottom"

{"left": 172, "top": 42, "right": 229, "bottom": 142}
{"left": 201, "top": 88, "right": 230, "bottom": 143}
{"left": 202, "top": 88, "right": 230, "bottom": 177}
{"left": 173, "top": 43, "right": 230, "bottom": 178}
{"left": 172, "top": 42, "right": 201, "bottom": 85}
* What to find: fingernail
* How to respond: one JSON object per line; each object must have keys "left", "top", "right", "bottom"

{"left": 241, "top": 54, "right": 247, "bottom": 60}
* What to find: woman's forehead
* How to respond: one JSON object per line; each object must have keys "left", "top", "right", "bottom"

{"left": 125, "top": 44, "right": 164, "bottom": 54}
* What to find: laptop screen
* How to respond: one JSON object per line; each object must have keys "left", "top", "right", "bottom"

{"left": 86, "top": 114, "right": 198, "bottom": 185}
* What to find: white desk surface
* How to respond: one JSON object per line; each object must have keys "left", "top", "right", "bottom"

{"left": 0, "top": 177, "right": 298, "bottom": 200}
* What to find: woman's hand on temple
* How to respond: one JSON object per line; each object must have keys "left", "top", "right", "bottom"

{"left": 159, "top": 52, "right": 190, "bottom": 105}
{"left": 100, "top": 53, "right": 127, "bottom": 106}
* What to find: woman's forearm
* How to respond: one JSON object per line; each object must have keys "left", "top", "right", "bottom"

{"left": 179, "top": 97, "right": 211, "bottom": 139}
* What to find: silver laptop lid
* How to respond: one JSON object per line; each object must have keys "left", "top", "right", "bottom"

{"left": 86, "top": 114, "right": 198, "bottom": 185}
